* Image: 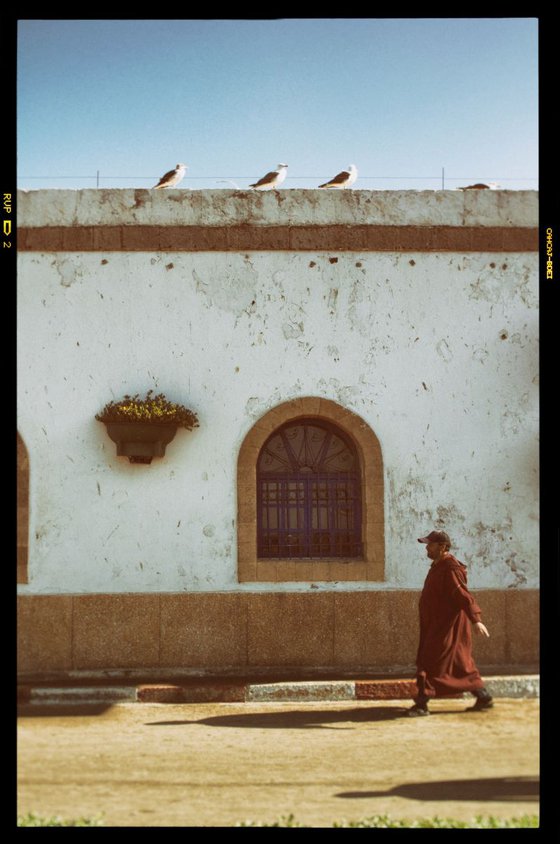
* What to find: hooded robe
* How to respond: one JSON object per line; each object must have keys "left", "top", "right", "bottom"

{"left": 416, "top": 553, "right": 485, "bottom": 699}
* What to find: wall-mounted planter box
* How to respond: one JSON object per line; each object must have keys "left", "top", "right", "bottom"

{"left": 96, "top": 391, "right": 199, "bottom": 464}
{"left": 105, "top": 421, "right": 178, "bottom": 464}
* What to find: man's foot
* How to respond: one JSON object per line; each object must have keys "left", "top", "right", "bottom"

{"left": 466, "top": 696, "right": 494, "bottom": 712}
{"left": 406, "top": 703, "right": 430, "bottom": 717}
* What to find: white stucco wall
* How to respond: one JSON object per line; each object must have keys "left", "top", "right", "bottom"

{"left": 17, "top": 190, "right": 539, "bottom": 594}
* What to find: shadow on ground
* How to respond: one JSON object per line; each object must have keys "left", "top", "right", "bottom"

{"left": 336, "top": 776, "right": 539, "bottom": 803}
{"left": 144, "top": 705, "right": 437, "bottom": 729}
{"left": 17, "top": 704, "right": 113, "bottom": 718}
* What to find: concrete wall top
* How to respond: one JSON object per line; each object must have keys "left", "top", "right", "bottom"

{"left": 17, "top": 189, "right": 538, "bottom": 229}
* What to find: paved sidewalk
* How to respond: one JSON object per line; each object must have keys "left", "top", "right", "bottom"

{"left": 18, "top": 674, "right": 539, "bottom": 706}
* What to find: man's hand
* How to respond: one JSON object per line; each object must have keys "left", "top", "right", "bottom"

{"left": 474, "top": 621, "right": 490, "bottom": 637}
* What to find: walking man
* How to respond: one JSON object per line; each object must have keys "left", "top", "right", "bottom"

{"left": 407, "top": 530, "right": 494, "bottom": 716}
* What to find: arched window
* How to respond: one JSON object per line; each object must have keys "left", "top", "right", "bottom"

{"left": 237, "top": 397, "right": 384, "bottom": 583}
{"left": 17, "top": 432, "right": 29, "bottom": 584}
{"left": 257, "top": 420, "right": 362, "bottom": 558}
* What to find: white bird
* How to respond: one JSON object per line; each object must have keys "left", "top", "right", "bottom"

{"left": 153, "top": 163, "right": 188, "bottom": 189}
{"left": 250, "top": 163, "right": 288, "bottom": 191}
{"left": 318, "top": 164, "right": 358, "bottom": 189}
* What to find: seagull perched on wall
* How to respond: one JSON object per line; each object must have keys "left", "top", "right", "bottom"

{"left": 456, "top": 182, "right": 500, "bottom": 191}
{"left": 249, "top": 163, "right": 288, "bottom": 190}
{"left": 153, "top": 163, "right": 188, "bottom": 189}
{"left": 318, "top": 164, "right": 358, "bottom": 189}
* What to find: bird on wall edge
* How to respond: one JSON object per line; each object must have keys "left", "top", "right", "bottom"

{"left": 249, "top": 163, "right": 288, "bottom": 190}
{"left": 153, "top": 163, "right": 188, "bottom": 189}
{"left": 318, "top": 164, "right": 358, "bottom": 189}
{"left": 456, "top": 182, "right": 500, "bottom": 190}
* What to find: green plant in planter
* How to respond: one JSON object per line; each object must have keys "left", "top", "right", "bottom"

{"left": 96, "top": 391, "right": 199, "bottom": 430}
{"left": 96, "top": 391, "right": 199, "bottom": 463}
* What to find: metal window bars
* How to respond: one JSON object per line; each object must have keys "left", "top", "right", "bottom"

{"left": 257, "top": 421, "right": 362, "bottom": 559}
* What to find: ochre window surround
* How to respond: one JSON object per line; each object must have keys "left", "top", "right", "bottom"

{"left": 17, "top": 432, "right": 30, "bottom": 584}
{"left": 237, "top": 397, "right": 384, "bottom": 583}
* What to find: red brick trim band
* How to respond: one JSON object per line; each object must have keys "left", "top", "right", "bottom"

{"left": 137, "top": 680, "right": 421, "bottom": 703}
{"left": 137, "top": 683, "right": 246, "bottom": 703}
{"left": 17, "top": 225, "right": 538, "bottom": 252}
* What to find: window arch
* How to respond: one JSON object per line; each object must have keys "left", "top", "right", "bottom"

{"left": 237, "top": 397, "right": 384, "bottom": 583}
{"left": 17, "top": 432, "right": 29, "bottom": 584}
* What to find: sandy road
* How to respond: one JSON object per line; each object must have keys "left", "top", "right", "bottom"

{"left": 17, "top": 698, "right": 539, "bottom": 827}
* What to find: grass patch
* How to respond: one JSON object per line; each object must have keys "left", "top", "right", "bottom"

{"left": 237, "top": 813, "right": 539, "bottom": 828}
{"left": 17, "top": 812, "right": 105, "bottom": 827}
{"left": 18, "top": 812, "right": 539, "bottom": 828}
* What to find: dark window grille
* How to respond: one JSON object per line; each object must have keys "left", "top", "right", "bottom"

{"left": 257, "top": 421, "right": 362, "bottom": 559}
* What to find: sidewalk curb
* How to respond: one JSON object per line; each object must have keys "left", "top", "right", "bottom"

{"left": 18, "top": 675, "right": 539, "bottom": 706}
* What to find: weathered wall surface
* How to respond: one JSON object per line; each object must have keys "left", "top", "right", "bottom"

{"left": 17, "top": 190, "right": 538, "bottom": 596}
{"left": 17, "top": 187, "right": 537, "bottom": 228}
{"left": 17, "top": 189, "right": 538, "bottom": 675}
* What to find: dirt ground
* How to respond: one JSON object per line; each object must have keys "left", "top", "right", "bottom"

{"left": 17, "top": 698, "right": 539, "bottom": 827}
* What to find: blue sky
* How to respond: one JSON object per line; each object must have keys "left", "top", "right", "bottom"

{"left": 17, "top": 18, "right": 538, "bottom": 191}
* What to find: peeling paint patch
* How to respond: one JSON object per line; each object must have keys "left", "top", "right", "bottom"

{"left": 328, "top": 345, "right": 340, "bottom": 362}
{"left": 435, "top": 504, "right": 465, "bottom": 526}
{"left": 327, "top": 288, "right": 338, "bottom": 309}
{"left": 57, "top": 259, "right": 80, "bottom": 288}
{"left": 193, "top": 268, "right": 207, "bottom": 294}
{"left": 193, "top": 265, "right": 257, "bottom": 313}
{"left": 516, "top": 271, "right": 538, "bottom": 308}
{"left": 472, "top": 348, "right": 489, "bottom": 364}
{"left": 500, "top": 409, "right": 523, "bottom": 437}
{"left": 133, "top": 190, "right": 148, "bottom": 209}
{"left": 245, "top": 397, "right": 262, "bottom": 416}
{"left": 436, "top": 338, "right": 453, "bottom": 362}
{"left": 282, "top": 321, "right": 304, "bottom": 339}
{"left": 387, "top": 471, "right": 434, "bottom": 535}
{"left": 504, "top": 552, "right": 528, "bottom": 587}
{"left": 468, "top": 270, "right": 504, "bottom": 304}
{"left": 315, "top": 378, "right": 359, "bottom": 406}
{"left": 472, "top": 517, "right": 514, "bottom": 570}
